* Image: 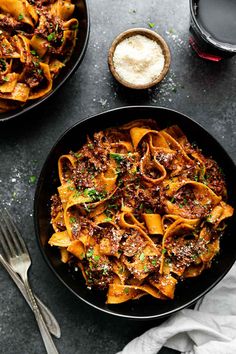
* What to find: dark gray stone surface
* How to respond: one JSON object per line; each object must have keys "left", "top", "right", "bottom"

{"left": 0, "top": 0, "right": 235, "bottom": 353}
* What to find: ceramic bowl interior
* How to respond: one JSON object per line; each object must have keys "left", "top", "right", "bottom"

{"left": 0, "top": 0, "right": 89, "bottom": 123}
{"left": 34, "top": 106, "right": 236, "bottom": 319}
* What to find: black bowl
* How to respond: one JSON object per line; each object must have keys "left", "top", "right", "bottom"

{"left": 34, "top": 106, "right": 236, "bottom": 319}
{"left": 0, "top": 0, "right": 89, "bottom": 123}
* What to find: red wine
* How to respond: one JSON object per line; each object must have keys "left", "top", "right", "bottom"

{"left": 196, "top": 0, "right": 236, "bottom": 45}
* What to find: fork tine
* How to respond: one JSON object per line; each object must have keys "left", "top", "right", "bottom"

{"left": 0, "top": 221, "right": 16, "bottom": 259}
{"left": 3, "top": 209, "right": 28, "bottom": 255}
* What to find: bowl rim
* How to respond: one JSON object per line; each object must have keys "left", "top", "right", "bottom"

{"left": 108, "top": 28, "right": 171, "bottom": 90}
{"left": 34, "top": 105, "right": 236, "bottom": 319}
{"left": 0, "top": 0, "right": 90, "bottom": 124}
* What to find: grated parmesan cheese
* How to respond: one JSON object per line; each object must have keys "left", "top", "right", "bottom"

{"left": 113, "top": 34, "right": 165, "bottom": 86}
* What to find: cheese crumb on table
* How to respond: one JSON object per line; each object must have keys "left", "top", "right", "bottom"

{"left": 113, "top": 34, "right": 165, "bottom": 86}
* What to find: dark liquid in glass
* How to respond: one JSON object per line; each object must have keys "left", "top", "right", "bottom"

{"left": 197, "top": 0, "right": 236, "bottom": 45}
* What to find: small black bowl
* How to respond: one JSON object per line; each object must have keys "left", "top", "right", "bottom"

{"left": 0, "top": 0, "right": 89, "bottom": 123}
{"left": 34, "top": 106, "right": 236, "bottom": 319}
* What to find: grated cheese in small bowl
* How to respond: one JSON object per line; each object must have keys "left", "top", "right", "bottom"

{"left": 108, "top": 28, "right": 171, "bottom": 89}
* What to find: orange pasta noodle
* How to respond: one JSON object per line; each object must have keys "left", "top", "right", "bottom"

{"left": 49, "top": 119, "right": 234, "bottom": 303}
{"left": 0, "top": 0, "right": 79, "bottom": 112}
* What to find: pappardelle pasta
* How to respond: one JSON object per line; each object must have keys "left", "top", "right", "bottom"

{"left": 49, "top": 119, "right": 234, "bottom": 303}
{"left": 0, "top": 0, "right": 78, "bottom": 112}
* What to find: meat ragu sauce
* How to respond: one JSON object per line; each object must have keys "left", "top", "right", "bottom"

{"left": 0, "top": 0, "right": 79, "bottom": 112}
{"left": 49, "top": 119, "right": 234, "bottom": 303}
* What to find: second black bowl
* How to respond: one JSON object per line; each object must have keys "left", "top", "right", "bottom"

{"left": 0, "top": 0, "right": 89, "bottom": 123}
{"left": 34, "top": 106, "right": 236, "bottom": 319}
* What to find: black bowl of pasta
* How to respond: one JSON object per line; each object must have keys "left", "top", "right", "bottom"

{"left": 0, "top": 0, "right": 89, "bottom": 122}
{"left": 34, "top": 106, "right": 236, "bottom": 319}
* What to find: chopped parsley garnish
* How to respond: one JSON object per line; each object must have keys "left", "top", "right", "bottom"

{"left": 84, "top": 188, "right": 107, "bottom": 201}
{"left": 139, "top": 253, "right": 145, "bottom": 261}
{"left": 170, "top": 197, "right": 175, "bottom": 203}
{"left": 29, "top": 175, "right": 36, "bottom": 184}
{"left": 47, "top": 32, "right": 56, "bottom": 42}
{"left": 69, "top": 217, "right": 76, "bottom": 223}
{"left": 83, "top": 203, "right": 91, "bottom": 213}
{"left": 162, "top": 248, "right": 167, "bottom": 254}
{"left": 67, "top": 186, "right": 75, "bottom": 191}
{"left": 75, "top": 152, "right": 82, "bottom": 159}
{"left": 139, "top": 202, "right": 144, "bottom": 210}
{"left": 194, "top": 175, "right": 199, "bottom": 181}
{"left": 148, "top": 22, "right": 155, "bottom": 28}
{"left": 144, "top": 208, "right": 153, "bottom": 214}
{"left": 206, "top": 214, "right": 213, "bottom": 223}
{"left": 0, "top": 59, "right": 6, "bottom": 72}
{"left": 3, "top": 76, "right": 9, "bottom": 82}
{"left": 87, "top": 143, "right": 94, "bottom": 149}
{"left": 71, "top": 23, "right": 79, "bottom": 30}
{"left": 102, "top": 265, "right": 109, "bottom": 275}
{"left": 18, "top": 14, "right": 24, "bottom": 21}
{"left": 73, "top": 190, "right": 82, "bottom": 198}
{"left": 93, "top": 255, "right": 100, "bottom": 262}
{"left": 110, "top": 153, "right": 124, "bottom": 163}
{"left": 86, "top": 248, "right": 94, "bottom": 258}
{"left": 119, "top": 266, "right": 124, "bottom": 274}
{"left": 30, "top": 50, "right": 37, "bottom": 56}
{"left": 124, "top": 287, "right": 129, "bottom": 294}
{"left": 143, "top": 265, "right": 148, "bottom": 272}
{"left": 104, "top": 217, "right": 112, "bottom": 222}
{"left": 151, "top": 259, "right": 157, "bottom": 266}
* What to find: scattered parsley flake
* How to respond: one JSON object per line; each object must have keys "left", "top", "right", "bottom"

{"left": 18, "top": 14, "right": 24, "bottom": 21}
{"left": 67, "top": 186, "right": 75, "bottom": 191}
{"left": 162, "top": 248, "right": 167, "bottom": 254}
{"left": 84, "top": 188, "right": 106, "bottom": 201}
{"left": 47, "top": 32, "right": 56, "bottom": 42}
{"left": 0, "top": 59, "right": 6, "bottom": 71}
{"left": 104, "top": 217, "right": 112, "bottom": 222}
{"left": 86, "top": 248, "right": 94, "bottom": 258}
{"left": 148, "top": 22, "right": 155, "bottom": 28}
{"left": 119, "top": 266, "right": 124, "bottom": 274}
{"left": 139, "top": 253, "right": 145, "bottom": 261}
{"left": 110, "top": 153, "right": 124, "bottom": 163}
{"left": 71, "top": 23, "right": 79, "bottom": 30}
{"left": 124, "top": 287, "right": 129, "bottom": 294}
{"left": 69, "top": 217, "right": 76, "bottom": 223}
{"left": 75, "top": 152, "right": 82, "bottom": 159}
{"left": 151, "top": 259, "right": 157, "bottom": 266}
{"left": 93, "top": 255, "right": 100, "bottom": 262}
{"left": 170, "top": 197, "right": 175, "bottom": 203}
{"left": 145, "top": 208, "right": 153, "bottom": 214}
{"left": 30, "top": 50, "right": 37, "bottom": 56}
{"left": 83, "top": 203, "right": 91, "bottom": 213}
{"left": 29, "top": 176, "right": 36, "bottom": 184}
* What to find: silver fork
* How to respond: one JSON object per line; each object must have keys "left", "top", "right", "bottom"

{"left": 0, "top": 254, "right": 61, "bottom": 338}
{"left": 0, "top": 210, "right": 59, "bottom": 354}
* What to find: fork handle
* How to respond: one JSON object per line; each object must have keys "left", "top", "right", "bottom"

{"left": 0, "top": 255, "right": 60, "bottom": 338}
{"left": 23, "top": 278, "right": 59, "bottom": 354}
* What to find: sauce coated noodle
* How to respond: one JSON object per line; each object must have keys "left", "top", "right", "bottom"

{"left": 0, "top": 0, "right": 78, "bottom": 112}
{"left": 49, "top": 119, "right": 234, "bottom": 303}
